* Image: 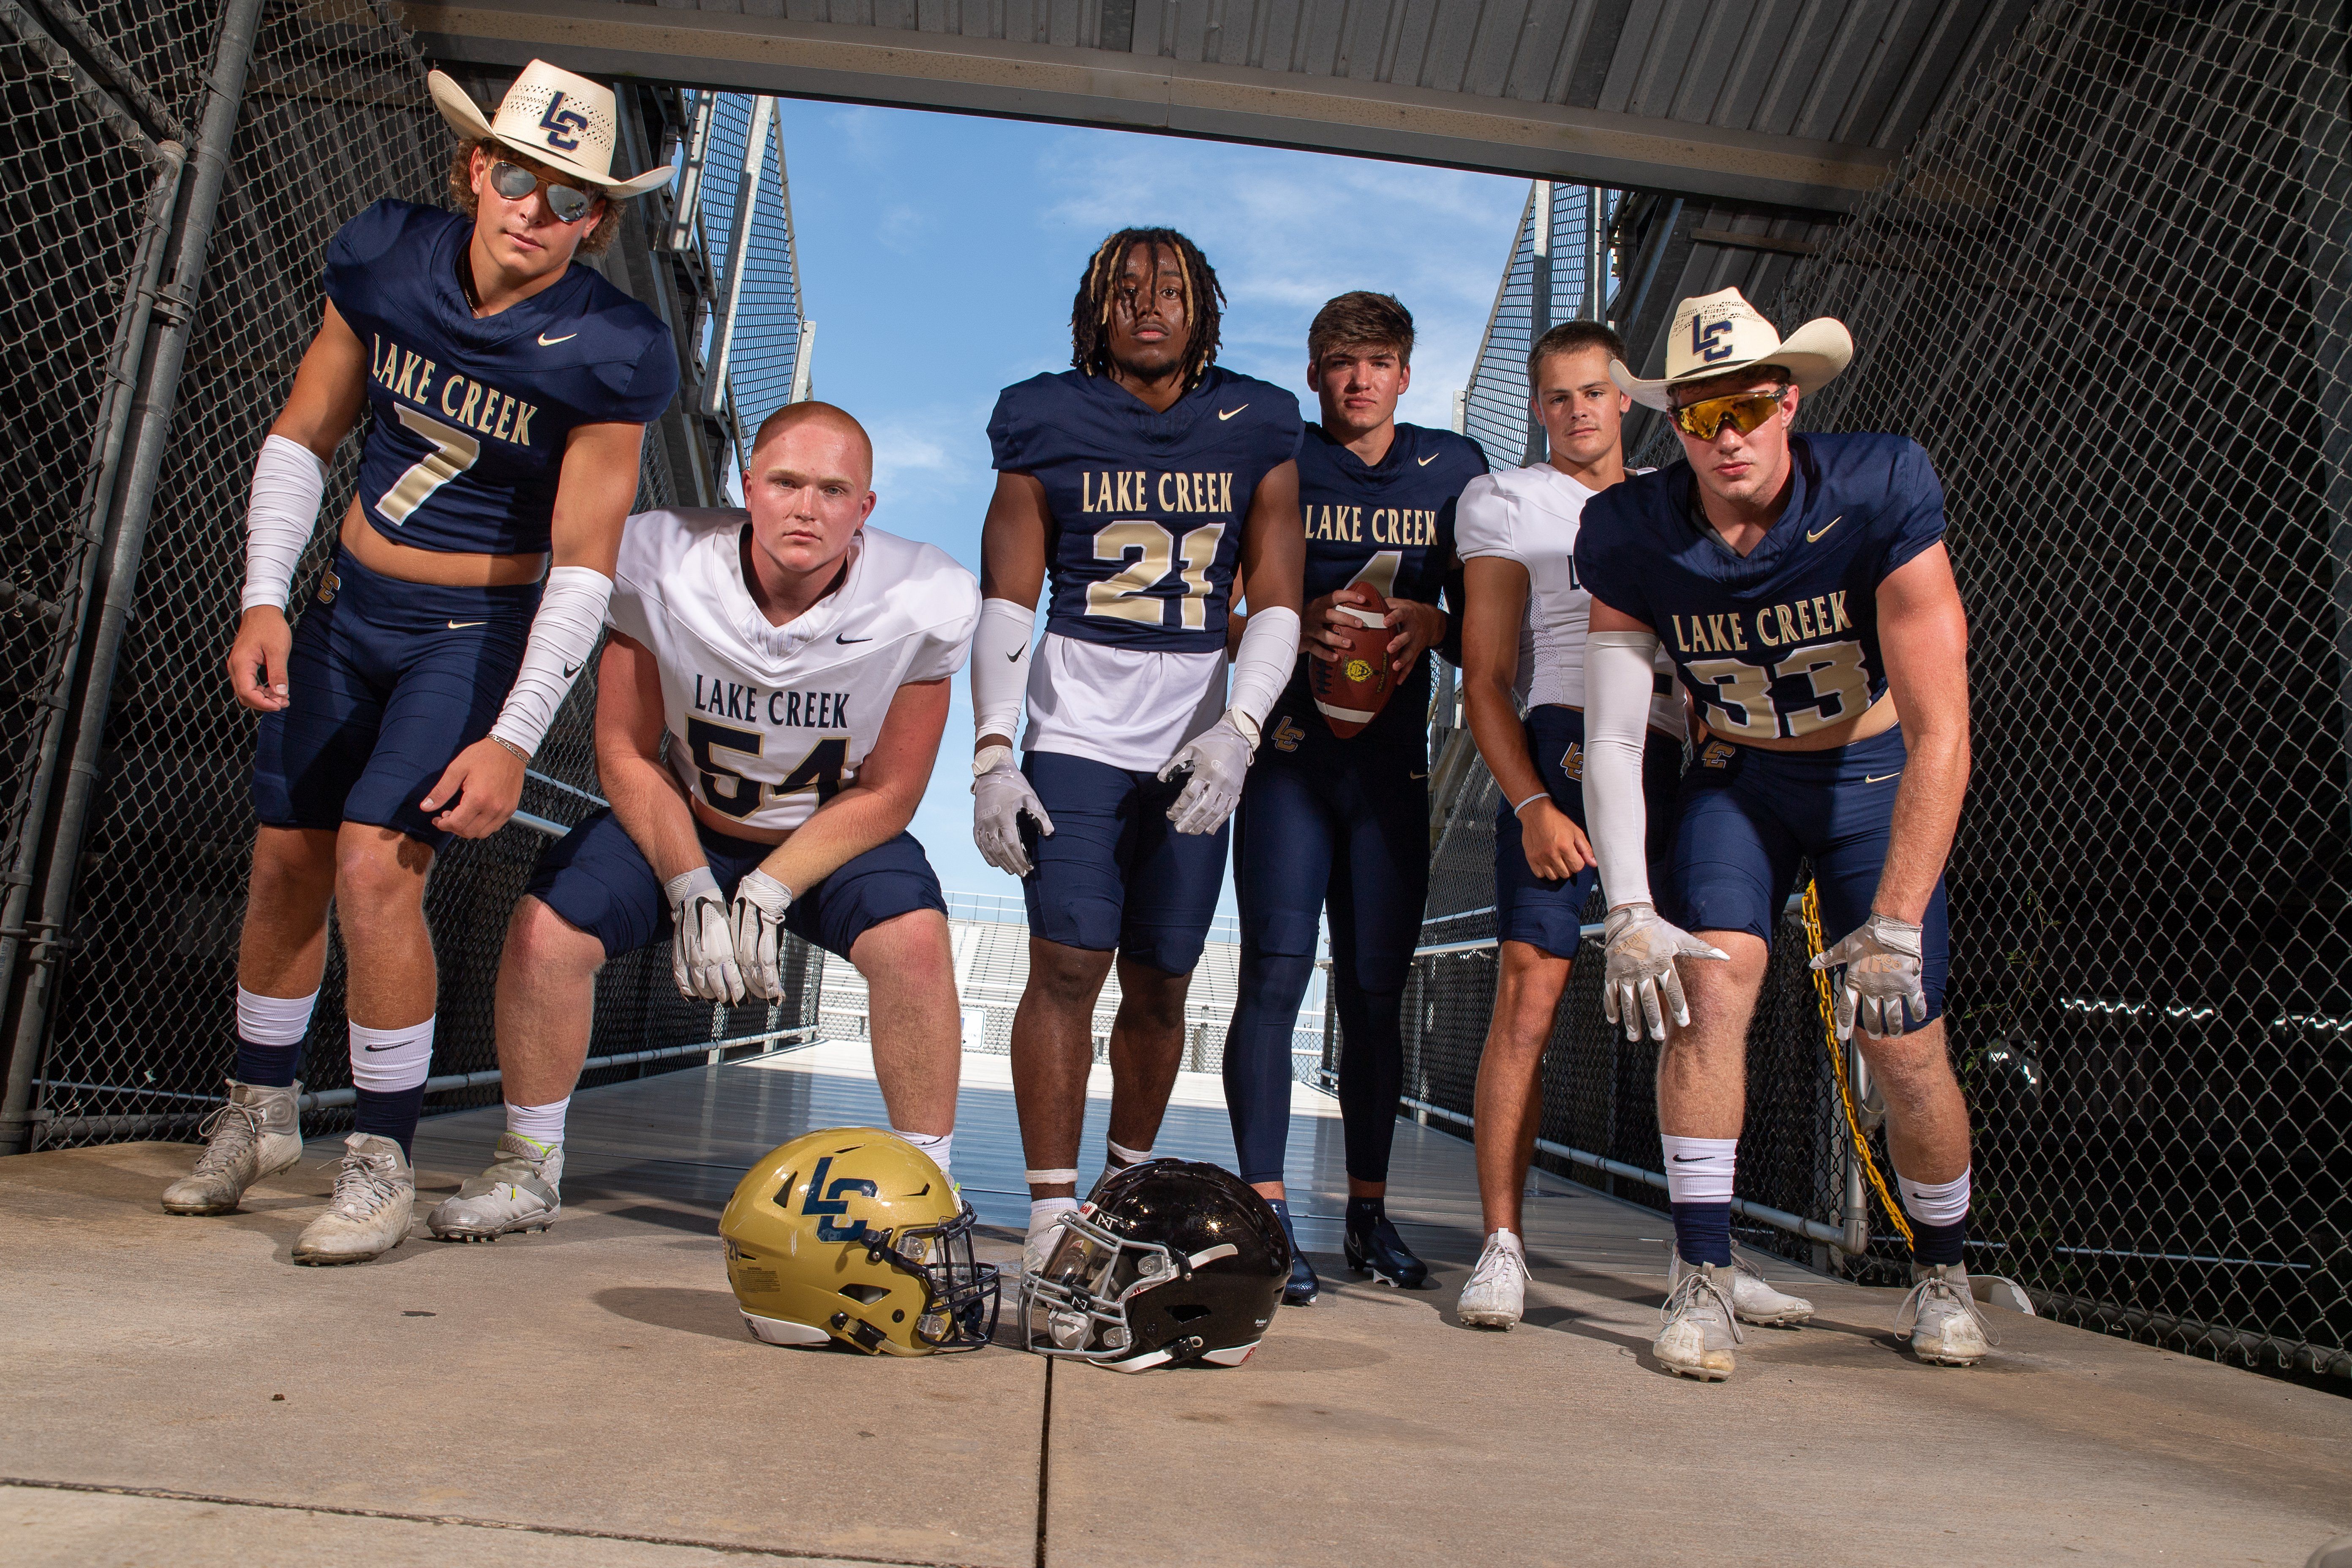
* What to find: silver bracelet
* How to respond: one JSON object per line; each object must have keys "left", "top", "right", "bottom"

{"left": 1510, "top": 791, "right": 1549, "bottom": 816}
{"left": 490, "top": 734, "right": 532, "bottom": 764}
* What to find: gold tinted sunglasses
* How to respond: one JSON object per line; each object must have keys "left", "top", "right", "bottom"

{"left": 1669, "top": 387, "right": 1788, "bottom": 440}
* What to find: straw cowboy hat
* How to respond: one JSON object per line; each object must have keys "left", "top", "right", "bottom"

{"left": 1609, "top": 287, "right": 1853, "bottom": 411}
{"left": 427, "top": 60, "right": 672, "bottom": 200}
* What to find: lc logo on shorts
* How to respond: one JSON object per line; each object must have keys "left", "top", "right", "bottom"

{"left": 1560, "top": 742, "right": 1585, "bottom": 782}
{"left": 1271, "top": 715, "right": 1305, "bottom": 754}
{"left": 316, "top": 569, "right": 341, "bottom": 605}
{"left": 1700, "top": 740, "right": 1737, "bottom": 769}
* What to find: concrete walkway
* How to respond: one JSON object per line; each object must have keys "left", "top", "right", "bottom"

{"left": 2, "top": 1044, "right": 2346, "bottom": 1566}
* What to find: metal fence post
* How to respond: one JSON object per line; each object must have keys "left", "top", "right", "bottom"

{"left": 0, "top": 0, "right": 264, "bottom": 1155}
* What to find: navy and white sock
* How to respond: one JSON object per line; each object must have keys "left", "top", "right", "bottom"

{"left": 231, "top": 986, "right": 316, "bottom": 1088}
{"left": 349, "top": 1016, "right": 433, "bottom": 1158}
{"left": 1899, "top": 1168, "right": 1970, "bottom": 1267}
{"left": 1663, "top": 1134, "right": 1737, "bottom": 1267}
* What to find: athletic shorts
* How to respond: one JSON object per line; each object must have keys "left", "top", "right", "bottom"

{"left": 1019, "top": 748, "right": 1228, "bottom": 976}
{"left": 1671, "top": 724, "right": 1948, "bottom": 1027}
{"left": 1235, "top": 712, "right": 1426, "bottom": 993}
{"left": 1493, "top": 704, "right": 1684, "bottom": 960}
{"left": 525, "top": 807, "right": 947, "bottom": 962}
{"left": 251, "top": 547, "right": 539, "bottom": 850}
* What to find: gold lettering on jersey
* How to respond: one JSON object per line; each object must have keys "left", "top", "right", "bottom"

{"left": 373, "top": 333, "right": 541, "bottom": 450}
{"left": 1751, "top": 590, "right": 1858, "bottom": 651}
{"left": 1305, "top": 504, "right": 1362, "bottom": 542}
{"left": 1083, "top": 468, "right": 1234, "bottom": 515}
{"left": 1368, "top": 508, "right": 1438, "bottom": 546}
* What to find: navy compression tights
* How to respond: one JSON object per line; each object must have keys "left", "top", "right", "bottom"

{"left": 1224, "top": 947, "right": 1404, "bottom": 1187}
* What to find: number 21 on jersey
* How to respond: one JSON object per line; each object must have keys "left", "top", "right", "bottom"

{"left": 1086, "top": 522, "right": 1224, "bottom": 629}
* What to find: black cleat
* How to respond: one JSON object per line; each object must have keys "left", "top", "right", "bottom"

{"left": 1344, "top": 1199, "right": 1430, "bottom": 1289}
{"left": 1267, "top": 1197, "right": 1319, "bottom": 1306}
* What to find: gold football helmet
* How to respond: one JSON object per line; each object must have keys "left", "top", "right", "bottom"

{"left": 719, "top": 1127, "right": 999, "bottom": 1355}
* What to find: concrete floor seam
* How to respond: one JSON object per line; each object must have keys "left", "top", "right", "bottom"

{"left": 0, "top": 1477, "right": 994, "bottom": 1568}
{"left": 1033, "top": 1356, "right": 1054, "bottom": 1568}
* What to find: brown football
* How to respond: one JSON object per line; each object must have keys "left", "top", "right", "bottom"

{"left": 1308, "top": 588, "right": 1394, "bottom": 739}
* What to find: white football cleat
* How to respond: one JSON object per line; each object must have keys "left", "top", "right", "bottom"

{"left": 427, "top": 1132, "right": 562, "bottom": 1241}
{"left": 1729, "top": 1244, "right": 1815, "bottom": 1326}
{"left": 1456, "top": 1233, "right": 1528, "bottom": 1329}
{"left": 162, "top": 1080, "right": 304, "bottom": 1215}
{"left": 1898, "top": 1263, "right": 1996, "bottom": 1365}
{"left": 1656, "top": 1255, "right": 1742, "bottom": 1380}
{"left": 291, "top": 1133, "right": 414, "bottom": 1265}
{"left": 1024, "top": 1207, "right": 1073, "bottom": 1279}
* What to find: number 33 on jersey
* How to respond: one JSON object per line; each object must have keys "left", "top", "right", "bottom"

{"left": 608, "top": 510, "right": 981, "bottom": 833}
{"left": 988, "top": 364, "right": 1303, "bottom": 653}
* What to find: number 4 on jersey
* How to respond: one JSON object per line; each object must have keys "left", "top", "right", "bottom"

{"left": 686, "top": 719, "right": 847, "bottom": 819}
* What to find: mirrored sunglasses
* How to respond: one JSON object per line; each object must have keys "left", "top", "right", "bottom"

{"left": 1669, "top": 387, "right": 1787, "bottom": 441}
{"left": 488, "top": 159, "right": 594, "bottom": 224}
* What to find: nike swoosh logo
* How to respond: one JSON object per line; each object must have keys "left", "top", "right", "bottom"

{"left": 1005, "top": 650, "right": 1023, "bottom": 662}
{"left": 562, "top": 662, "right": 581, "bottom": 678}
{"left": 1417, "top": 453, "right": 1439, "bottom": 466}
{"left": 835, "top": 633, "right": 872, "bottom": 644}
{"left": 447, "top": 620, "right": 485, "bottom": 629}
{"left": 1865, "top": 771, "right": 1900, "bottom": 783}
{"left": 1408, "top": 771, "right": 1428, "bottom": 780}
{"left": 361, "top": 1043, "right": 402, "bottom": 1052}
{"left": 1806, "top": 514, "right": 1843, "bottom": 543}
{"left": 1218, "top": 405, "right": 1247, "bottom": 420}
{"left": 537, "top": 331, "right": 577, "bottom": 346}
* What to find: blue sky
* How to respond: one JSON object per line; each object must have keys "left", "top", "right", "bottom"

{"left": 763, "top": 101, "right": 1528, "bottom": 905}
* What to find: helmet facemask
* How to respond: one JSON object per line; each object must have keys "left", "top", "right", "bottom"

{"left": 1018, "top": 1206, "right": 1243, "bottom": 1370}
{"left": 828, "top": 1204, "right": 1001, "bottom": 1354}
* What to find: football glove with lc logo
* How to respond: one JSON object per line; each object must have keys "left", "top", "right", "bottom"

{"left": 1157, "top": 713, "right": 1255, "bottom": 836}
{"left": 1810, "top": 912, "right": 1929, "bottom": 1039}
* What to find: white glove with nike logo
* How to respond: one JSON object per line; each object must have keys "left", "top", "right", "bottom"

{"left": 1810, "top": 912, "right": 1928, "bottom": 1039}
{"left": 973, "top": 753, "right": 1054, "bottom": 877}
{"left": 667, "top": 866, "right": 743, "bottom": 1004}
{"left": 730, "top": 868, "right": 794, "bottom": 1002}
{"left": 1158, "top": 713, "right": 1254, "bottom": 836}
{"left": 1601, "top": 902, "right": 1729, "bottom": 1042}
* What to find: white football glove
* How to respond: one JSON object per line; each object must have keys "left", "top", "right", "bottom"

{"left": 1811, "top": 912, "right": 1928, "bottom": 1039}
{"left": 1601, "top": 902, "right": 1730, "bottom": 1043}
{"left": 973, "top": 755, "right": 1054, "bottom": 877}
{"left": 730, "top": 868, "right": 794, "bottom": 1002}
{"left": 1157, "top": 713, "right": 1254, "bottom": 836}
{"left": 666, "top": 866, "right": 744, "bottom": 1004}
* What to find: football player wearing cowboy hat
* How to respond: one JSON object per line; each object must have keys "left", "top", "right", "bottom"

{"left": 162, "top": 60, "right": 679, "bottom": 1265}
{"left": 1571, "top": 287, "right": 1994, "bottom": 1378}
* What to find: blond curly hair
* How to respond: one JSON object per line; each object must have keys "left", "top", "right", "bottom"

{"left": 446, "top": 139, "right": 621, "bottom": 257}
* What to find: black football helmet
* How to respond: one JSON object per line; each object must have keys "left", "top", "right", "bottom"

{"left": 1019, "top": 1158, "right": 1290, "bottom": 1371}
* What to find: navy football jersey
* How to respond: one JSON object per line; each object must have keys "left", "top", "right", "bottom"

{"left": 325, "top": 200, "right": 678, "bottom": 557}
{"left": 988, "top": 365, "right": 1304, "bottom": 653}
{"left": 1270, "top": 421, "right": 1485, "bottom": 749}
{"left": 1575, "top": 433, "right": 1945, "bottom": 744}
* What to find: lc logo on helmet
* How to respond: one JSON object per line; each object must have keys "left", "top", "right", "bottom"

{"left": 800, "top": 1155, "right": 878, "bottom": 1242}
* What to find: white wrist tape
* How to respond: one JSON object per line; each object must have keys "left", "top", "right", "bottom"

{"left": 665, "top": 866, "right": 720, "bottom": 905}
{"left": 241, "top": 434, "right": 327, "bottom": 612}
{"left": 490, "top": 565, "right": 612, "bottom": 760}
{"left": 972, "top": 597, "right": 1036, "bottom": 743}
{"left": 1226, "top": 605, "right": 1301, "bottom": 738}
{"left": 1582, "top": 630, "right": 1663, "bottom": 910}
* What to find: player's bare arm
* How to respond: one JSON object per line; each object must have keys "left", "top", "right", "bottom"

{"left": 423, "top": 417, "right": 644, "bottom": 838}
{"left": 1235, "top": 457, "right": 1304, "bottom": 619}
{"left": 592, "top": 629, "right": 705, "bottom": 885}
{"left": 1465, "top": 555, "right": 1589, "bottom": 880}
{"left": 752, "top": 676, "right": 950, "bottom": 894}
{"left": 1869, "top": 542, "right": 1971, "bottom": 925}
{"left": 227, "top": 301, "right": 369, "bottom": 713}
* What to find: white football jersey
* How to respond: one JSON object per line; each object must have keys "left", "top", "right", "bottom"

{"left": 608, "top": 510, "right": 980, "bottom": 833}
{"left": 1455, "top": 463, "right": 1685, "bottom": 739}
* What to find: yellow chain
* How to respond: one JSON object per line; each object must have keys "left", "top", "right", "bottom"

{"left": 1802, "top": 880, "right": 1913, "bottom": 1250}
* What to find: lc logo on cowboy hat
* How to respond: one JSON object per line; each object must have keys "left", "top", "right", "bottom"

{"left": 1609, "top": 287, "right": 1854, "bottom": 410}
{"left": 427, "top": 60, "right": 672, "bottom": 199}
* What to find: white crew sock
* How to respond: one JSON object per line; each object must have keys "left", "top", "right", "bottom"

{"left": 236, "top": 986, "right": 317, "bottom": 1045}
{"left": 1028, "top": 1196, "right": 1079, "bottom": 1234}
{"left": 348, "top": 1017, "right": 434, "bottom": 1092}
{"left": 896, "top": 1127, "right": 953, "bottom": 1179}
{"left": 1105, "top": 1139, "right": 1151, "bottom": 1168}
{"left": 1897, "top": 1168, "right": 1971, "bottom": 1225}
{"left": 1660, "top": 1134, "right": 1738, "bottom": 1204}
{"left": 505, "top": 1097, "right": 569, "bottom": 1146}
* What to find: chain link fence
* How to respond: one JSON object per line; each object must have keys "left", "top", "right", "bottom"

{"left": 0, "top": 0, "right": 818, "bottom": 1154}
{"left": 1398, "top": 0, "right": 2352, "bottom": 1382}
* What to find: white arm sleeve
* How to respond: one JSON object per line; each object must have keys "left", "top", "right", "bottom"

{"left": 1225, "top": 606, "right": 1301, "bottom": 742}
{"left": 489, "top": 565, "right": 612, "bottom": 759}
{"left": 240, "top": 434, "right": 327, "bottom": 612}
{"left": 1583, "top": 629, "right": 1663, "bottom": 911}
{"left": 971, "top": 597, "right": 1036, "bottom": 743}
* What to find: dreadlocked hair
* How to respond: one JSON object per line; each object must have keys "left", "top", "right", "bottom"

{"left": 1070, "top": 228, "right": 1225, "bottom": 391}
